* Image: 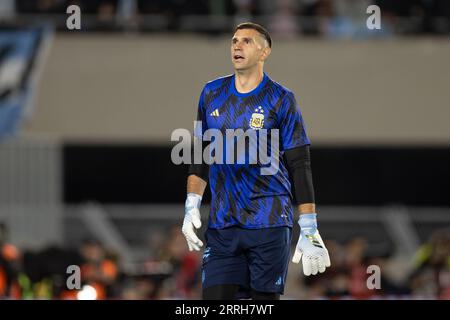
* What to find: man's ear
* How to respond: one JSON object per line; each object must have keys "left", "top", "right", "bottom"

{"left": 260, "top": 46, "right": 271, "bottom": 62}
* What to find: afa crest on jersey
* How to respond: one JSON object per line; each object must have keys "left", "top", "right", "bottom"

{"left": 249, "top": 106, "right": 265, "bottom": 129}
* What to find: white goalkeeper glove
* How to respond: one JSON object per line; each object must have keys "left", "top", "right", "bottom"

{"left": 182, "top": 193, "right": 204, "bottom": 251}
{"left": 292, "top": 213, "right": 331, "bottom": 276}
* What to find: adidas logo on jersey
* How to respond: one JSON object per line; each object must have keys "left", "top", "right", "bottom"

{"left": 210, "top": 109, "right": 219, "bottom": 117}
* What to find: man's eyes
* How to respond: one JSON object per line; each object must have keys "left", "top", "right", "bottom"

{"left": 232, "top": 39, "right": 252, "bottom": 44}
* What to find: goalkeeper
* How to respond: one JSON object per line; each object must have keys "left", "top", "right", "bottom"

{"left": 183, "top": 22, "right": 330, "bottom": 300}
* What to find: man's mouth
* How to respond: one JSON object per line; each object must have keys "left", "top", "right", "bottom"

{"left": 233, "top": 54, "right": 244, "bottom": 60}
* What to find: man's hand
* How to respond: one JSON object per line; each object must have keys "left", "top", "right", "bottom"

{"left": 182, "top": 193, "right": 204, "bottom": 251}
{"left": 292, "top": 213, "right": 331, "bottom": 276}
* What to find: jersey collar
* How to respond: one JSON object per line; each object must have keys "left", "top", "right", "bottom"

{"left": 230, "top": 72, "right": 269, "bottom": 98}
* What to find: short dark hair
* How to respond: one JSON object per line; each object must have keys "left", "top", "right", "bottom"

{"left": 234, "top": 22, "right": 272, "bottom": 48}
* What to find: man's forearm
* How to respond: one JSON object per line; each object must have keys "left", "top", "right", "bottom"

{"left": 298, "top": 203, "right": 316, "bottom": 218}
{"left": 284, "top": 146, "right": 316, "bottom": 215}
{"left": 187, "top": 174, "right": 207, "bottom": 196}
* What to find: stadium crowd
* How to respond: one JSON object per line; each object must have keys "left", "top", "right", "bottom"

{"left": 5, "top": 0, "right": 449, "bottom": 35}
{"left": 1, "top": 222, "right": 449, "bottom": 300}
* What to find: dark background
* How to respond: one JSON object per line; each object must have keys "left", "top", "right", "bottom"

{"left": 63, "top": 145, "right": 450, "bottom": 206}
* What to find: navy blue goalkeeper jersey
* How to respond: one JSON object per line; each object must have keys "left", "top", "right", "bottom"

{"left": 195, "top": 73, "right": 310, "bottom": 229}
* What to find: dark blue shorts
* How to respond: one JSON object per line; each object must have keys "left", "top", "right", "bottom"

{"left": 201, "top": 226, "right": 292, "bottom": 294}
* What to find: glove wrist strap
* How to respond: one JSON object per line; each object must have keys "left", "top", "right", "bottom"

{"left": 186, "top": 193, "right": 202, "bottom": 209}
{"left": 298, "top": 213, "right": 317, "bottom": 235}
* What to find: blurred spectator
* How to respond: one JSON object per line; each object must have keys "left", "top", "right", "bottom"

{"left": 301, "top": 236, "right": 414, "bottom": 299}
{"left": 209, "top": 0, "right": 236, "bottom": 16}
{"left": 284, "top": 238, "right": 348, "bottom": 299}
{"left": 297, "top": 0, "right": 322, "bottom": 35}
{"left": 98, "top": 0, "right": 118, "bottom": 21}
{"left": 410, "top": 228, "right": 450, "bottom": 299}
{"left": 21, "top": 245, "right": 81, "bottom": 299}
{"left": 79, "top": 239, "right": 120, "bottom": 299}
{"left": 15, "top": 0, "right": 64, "bottom": 14}
{"left": 154, "top": 225, "right": 201, "bottom": 299}
{"left": 0, "top": 222, "right": 20, "bottom": 298}
{"left": 0, "top": 228, "right": 448, "bottom": 299}
{"left": 233, "top": 0, "right": 258, "bottom": 26}
{"left": 138, "top": 0, "right": 209, "bottom": 31}
{"left": 5, "top": 0, "right": 448, "bottom": 34}
{"left": 321, "top": 0, "right": 387, "bottom": 40}
{"left": 269, "top": 0, "right": 300, "bottom": 39}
